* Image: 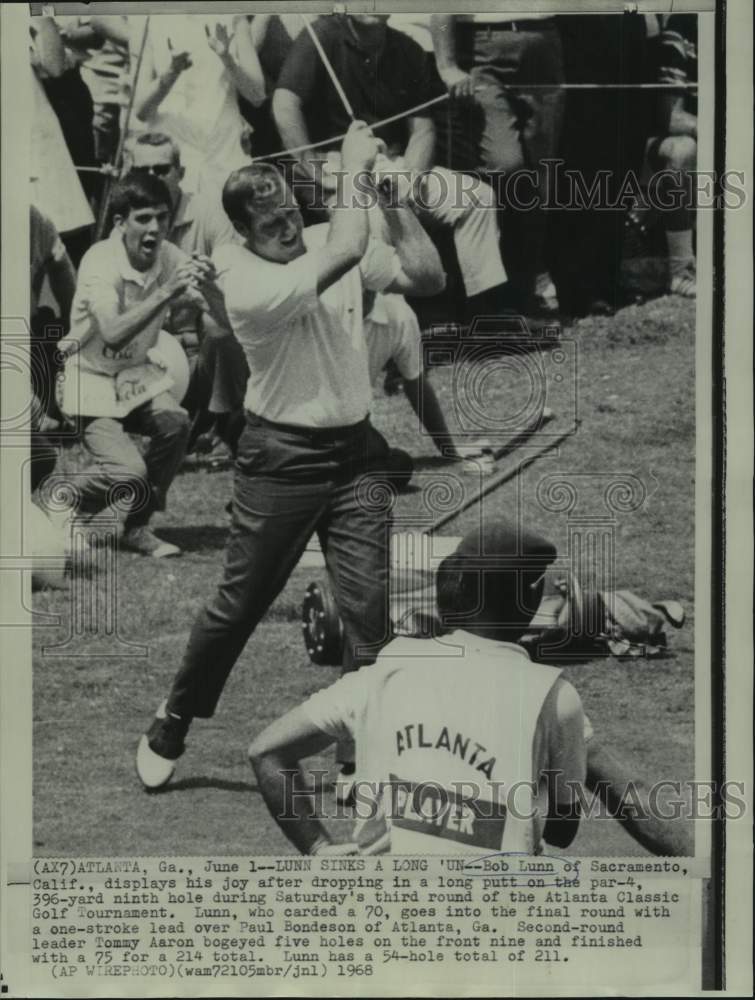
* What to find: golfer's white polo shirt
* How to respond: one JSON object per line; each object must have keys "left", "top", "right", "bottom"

{"left": 303, "top": 632, "right": 586, "bottom": 854}
{"left": 214, "top": 224, "right": 401, "bottom": 428}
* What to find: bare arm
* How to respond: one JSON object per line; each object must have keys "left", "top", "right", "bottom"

{"left": 206, "top": 19, "right": 267, "bottom": 108}
{"left": 58, "top": 19, "right": 104, "bottom": 52}
{"left": 85, "top": 261, "right": 200, "bottom": 350}
{"left": 32, "top": 17, "right": 67, "bottom": 78}
{"left": 586, "top": 738, "right": 692, "bottom": 856}
{"left": 249, "top": 707, "right": 339, "bottom": 855}
{"left": 660, "top": 93, "right": 697, "bottom": 138}
{"left": 135, "top": 45, "right": 191, "bottom": 123}
{"left": 381, "top": 204, "right": 446, "bottom": 297}
{"left": 272, "top": 87, "right": 336, "bottom": 189}
{"left": 403, "top": 377, "right": 455, "bottom": 454}
{"left": 404, "top": 116, "right": 436, "bottom": 175}
{"left": 315, "top": 123, "right": 380, "bottom": 294}
{"left": 430, "top": 15, "right": 474, "bottom": 99}
{"left": 90, "top": 15, "right": 131, "bottom": 49}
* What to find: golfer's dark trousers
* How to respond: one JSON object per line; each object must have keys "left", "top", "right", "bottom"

{"left": 166, "top": 411, "right": 393, "bottom": 719}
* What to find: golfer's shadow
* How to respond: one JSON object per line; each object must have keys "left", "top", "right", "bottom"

{"left": 148, "top": 776, "right": 258, "bottom": 795}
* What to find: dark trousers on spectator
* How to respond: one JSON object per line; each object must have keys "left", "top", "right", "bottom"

{"left": 165, "top": 412, "right": 393, "bottom": 720}
{"left": 435, "top": 20, "right": 565, "bottom": 304}
{"left": 550, "top": 13, "right": 654, "bottom": 314}
{"left": 76, "top": 392, "right": 190, "bottom": 527}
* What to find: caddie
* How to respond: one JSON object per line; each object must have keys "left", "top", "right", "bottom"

{"left": 57, "top": 171, "right": 225, "bottom": 557}
{"left": 249, "top": 521, "right": 587, "bottom": 855}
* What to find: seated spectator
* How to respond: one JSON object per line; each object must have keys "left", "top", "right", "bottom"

{"left": 132, "top": 14, "right": 266, "bottom": 192}
{"left": 128, "top": 131, "right": 247, "bottom": 454}
{"left": 648, "top": 13, "right": 697, "bottom": 298}
{"left": 273, "top": 14, "right": 511, "bottom": 328}
{"left": 56, "top": 172, "right": 226, "bottom": 558}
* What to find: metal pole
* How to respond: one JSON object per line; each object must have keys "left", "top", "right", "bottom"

{"left": 94, "top": 15, "right": 150, "bottom": 241}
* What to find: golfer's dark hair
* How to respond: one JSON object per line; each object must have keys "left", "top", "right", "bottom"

{"left": 110, "top": 171, "right": 172, "bottom": 220}
{"left": 222, "top": 163, "right": 288, "bottom": 228}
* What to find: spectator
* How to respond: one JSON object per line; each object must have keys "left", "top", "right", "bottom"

{"left": 649, "top": 13, "right": 697, "bottom": 297}
{"left": 56, "top": 172, "right": 225, "bottom": 557}
{"left": 430, "top": 14, "right": 565, "bottom": 316}
{"left": 30, "top": 16, "right": 95, "bottom": 266}
{"left": 128, "top": 131, "right": 247, "bottom": 453}
{"left": 132, "top": 14, "right": 266, "bottom": 192}
{"left": 273, "top": 14, "right": 512, "bottom": 328}
{"left": 249, "top": 521, "right": 586, "bottom": 855}
{"left": 237, "top": 14, "right": 304, "bottom": 160}
{"left": 550, "top": 13, "right": 655, "bottom": 316}
{"left": 364, "top": 293, "right": 490, "bottom": 488}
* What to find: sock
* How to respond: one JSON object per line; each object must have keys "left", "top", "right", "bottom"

{"left": 665, "top": 230, "right": 694, "bottom": 276}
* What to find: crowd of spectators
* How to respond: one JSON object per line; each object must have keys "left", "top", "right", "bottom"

{"left": 29, "top": 11, "right": 698, "bottom": 555}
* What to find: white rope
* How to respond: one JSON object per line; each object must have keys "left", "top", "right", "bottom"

{"left": 251, "top": 93, "right": 450, "bottom": 163}
{"left": 250, "top": 81, "right": 697, "bottom": 164}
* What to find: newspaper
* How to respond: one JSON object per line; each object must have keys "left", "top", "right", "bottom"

{"left": 1, "top": 1, "right": 752, "bottom": 996}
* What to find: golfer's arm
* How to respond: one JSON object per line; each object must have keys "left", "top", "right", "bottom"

{"left": 317, "top": 174, "right": 372, "bottom": 293}
{"left": 430, "top": 15, "right": 460, "bottom": 73}
{"left": 586, "top": 738, "right": 692, "bottom": 856}
{"left": 249, "top": 709, "right": 337, "bottom": 855}
{"left": 403, "top": 377, "right": 454, "bottom": 454}
{"left": 382, "top": 206, "right": 445, "bottom": 297}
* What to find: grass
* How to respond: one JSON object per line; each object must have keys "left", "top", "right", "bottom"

{"left": 32, "top": 294, "right": 696, "bottom": 857}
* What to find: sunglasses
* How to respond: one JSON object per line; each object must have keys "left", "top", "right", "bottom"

{"left": 132, "top": 164, "right": 174, "bottom": 178}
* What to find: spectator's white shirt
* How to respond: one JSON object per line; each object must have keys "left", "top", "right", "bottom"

{"left": 303, "top": 632, "right": 585, "bottom": 854}
{"left": 60, "top": 232, "right": 188, "bottom": 417}
{"left": 214, "top": 223, "right": 401, "bottom": 428}
{"left": 364, "top": 293, "right": 422, "bottom": 386}
{"left": 131, "top": 15, "right": 251, "bottom": 191}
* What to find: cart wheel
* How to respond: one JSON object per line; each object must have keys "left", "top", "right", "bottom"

{"left": 301, "top": 580, "right": 344, "bottom": 665}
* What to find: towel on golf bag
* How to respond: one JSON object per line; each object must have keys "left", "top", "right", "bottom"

{"left": 393, "top": 574, "right": 685, "bottom": 659}
{"left": 518, "top": 578, "right": 685, "bottom": 659}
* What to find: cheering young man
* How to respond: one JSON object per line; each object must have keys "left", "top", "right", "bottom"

{"left": 137, "top": 120, "right": 445, "bottom": 789}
